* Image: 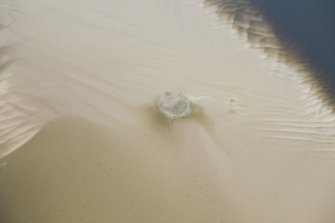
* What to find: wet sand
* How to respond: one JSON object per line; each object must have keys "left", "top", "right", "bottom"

{"left": 1, "top": 0, "right": 335, "bottom": 222}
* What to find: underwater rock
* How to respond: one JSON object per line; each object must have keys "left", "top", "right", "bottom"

{"left": 154, "top": 91, "right": 191, "bottom": 120}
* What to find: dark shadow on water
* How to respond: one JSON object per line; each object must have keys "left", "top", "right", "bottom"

{"left": 204, "top": 0, "right": 335, "bottom": 106}
{"left": 250, "top": 0, "right": 335, "bottom": 102}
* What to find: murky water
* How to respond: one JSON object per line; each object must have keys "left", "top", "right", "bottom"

{"left": 1, "top": 0, "right": 335, "bottom": 222}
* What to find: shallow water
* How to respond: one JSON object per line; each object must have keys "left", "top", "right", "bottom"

{"left": 1, "top": 0, "right": 335, "bottom": 222}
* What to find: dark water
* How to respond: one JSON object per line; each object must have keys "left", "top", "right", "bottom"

{"left": 205, "top": 0, "right": 335, "bottom": 105}
{"left": 250, "top": 0, "right": 335, "bottom": 103}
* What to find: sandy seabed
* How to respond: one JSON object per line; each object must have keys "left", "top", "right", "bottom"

{"left": 1, "top": 0, "right": 335, "bottom": 222}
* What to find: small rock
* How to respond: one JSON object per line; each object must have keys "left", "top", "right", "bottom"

{"left": 154, "top": 91, "right": 191, "bottom": 120}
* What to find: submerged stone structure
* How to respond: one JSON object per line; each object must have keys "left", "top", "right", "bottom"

{"left": 154, "top": 91, "right": 191, "bottom": 120}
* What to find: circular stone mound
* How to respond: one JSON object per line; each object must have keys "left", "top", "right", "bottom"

{"left": 154, "top": 91, "right": 191, "bottom": 120}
